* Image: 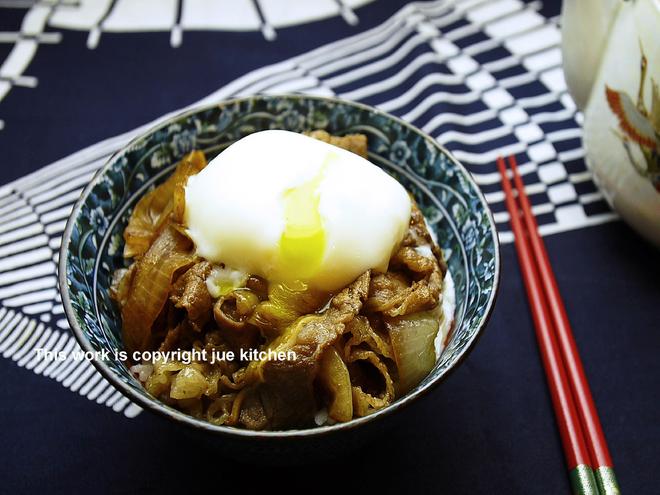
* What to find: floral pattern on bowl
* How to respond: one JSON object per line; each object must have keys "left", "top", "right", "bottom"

{"left": 60, "top": 94, "right": 500, "bottom": 437}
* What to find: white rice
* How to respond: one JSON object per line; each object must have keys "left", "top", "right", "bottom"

{"left": 314, "top": 408, "right": 329, "bottom": 426}
{"left": 130, "top": 363, "right": 153, "bottom": 383}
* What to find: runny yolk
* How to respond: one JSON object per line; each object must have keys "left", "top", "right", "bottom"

{"left": 277, "top": 154, "right": 334, "bottom": 282}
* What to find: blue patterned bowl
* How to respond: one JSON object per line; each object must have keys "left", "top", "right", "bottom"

{"left": 60, "top": 94, "right": 500, "bottom": 458}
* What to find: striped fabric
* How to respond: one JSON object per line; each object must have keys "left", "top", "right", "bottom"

{"left": 0, "top": 0, "right": 616, "bottom": 418}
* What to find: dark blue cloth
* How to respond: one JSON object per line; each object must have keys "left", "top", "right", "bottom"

{"left": 3, "top": 221, "right": 658, "bottom": 494}
{"left": 0, "top": 1, "right": 658, "bottom": 493}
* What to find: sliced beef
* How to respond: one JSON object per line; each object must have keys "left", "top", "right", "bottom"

{"left": 170, "top": 261, "right": 213, "bottom": 331}
{"left": 240, "top": 272, "right": 371, "bottom": 429}
{"left": 306, "top": 130, "right": 368, "bottom": 159}
{"left": 366, "top": 202, "right": 444, "bottom": 317}
{"left": 391, "top": 246, "right": 436, "bottom": 274}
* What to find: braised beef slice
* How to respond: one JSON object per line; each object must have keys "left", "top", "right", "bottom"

{"left": 158, "top": 322, "right": 183, "bottom": 352}
{"left": 366, "top": 203, "right": 444, "bottom": 317}
{"left": 213, "top": 293, "right": 263, "bottom": 354}
{"left": 170, "top": 261, "right": 213, "bottom": 331}
{"left": 391, "top": 246, "right": 435, "bottom": 273}
{"left": 306, "top": 130, "right": 369, "bottom": 159}
{"left": 238, "top": 390, "right": 269, "bottom": 430}
{"left": 400, "top": 203, "right": 448, "bottom": 274}
{"left": 240, "top": 272, "right": 371, "bottom": 429}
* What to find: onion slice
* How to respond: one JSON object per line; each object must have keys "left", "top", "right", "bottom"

{"left": 385, "top": 307, "right": 442, "bottom": 395}
{"left": 120, "top": 225, "right": 196, "bottom": 353}
{"left": 123, "top": 151, "right": 206, "bottom": 258}
{"left": 318, "top": 347, "right": 353, "bottom": 422}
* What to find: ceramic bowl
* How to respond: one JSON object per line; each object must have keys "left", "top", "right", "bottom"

{"left": 60, "top": 94, "right": 500, "bottom": 460}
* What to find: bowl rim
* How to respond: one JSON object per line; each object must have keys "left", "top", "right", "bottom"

{"left": 59, "top": 93, "right": 501, "bottom": 439}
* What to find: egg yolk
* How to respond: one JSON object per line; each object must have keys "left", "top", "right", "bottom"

{"left": 277, "top": 156, "right": 332, "bottom": 282}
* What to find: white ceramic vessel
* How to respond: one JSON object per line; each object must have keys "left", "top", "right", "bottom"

{"left": 562, "top": 0, "right": 660, "bottom": 246}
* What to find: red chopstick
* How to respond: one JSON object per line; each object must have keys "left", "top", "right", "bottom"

{"left": 504, "top": 156, "right": 620, "bottom": 494}
{"left": 496, "top": 157, "right": 596, "bottom": 494}
{"left": 497, "top": 156, "right": 619, "bottom": 494}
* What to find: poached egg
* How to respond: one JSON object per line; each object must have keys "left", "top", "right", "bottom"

{"left": 184, "top": 130, "right": 411, "bottom": 292}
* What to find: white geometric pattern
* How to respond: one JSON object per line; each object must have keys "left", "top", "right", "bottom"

{"left": 0, "top": 0, "right": 375, "bottom": 126}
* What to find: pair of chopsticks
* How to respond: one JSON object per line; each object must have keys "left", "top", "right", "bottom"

{"left": 497, "top": 156, "right": 621, "bottom": 495}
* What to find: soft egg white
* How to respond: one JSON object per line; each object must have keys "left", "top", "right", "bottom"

{"left": 184, "top": 130, "right": 411, "bottom": 291}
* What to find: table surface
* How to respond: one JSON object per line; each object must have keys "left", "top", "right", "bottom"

{"left": 0, "top": 1, "right": 658, "bottom": 493}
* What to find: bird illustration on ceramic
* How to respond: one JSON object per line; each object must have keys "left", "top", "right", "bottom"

{"left": 606, "top": 49, "right": 660, "bottom": 193}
